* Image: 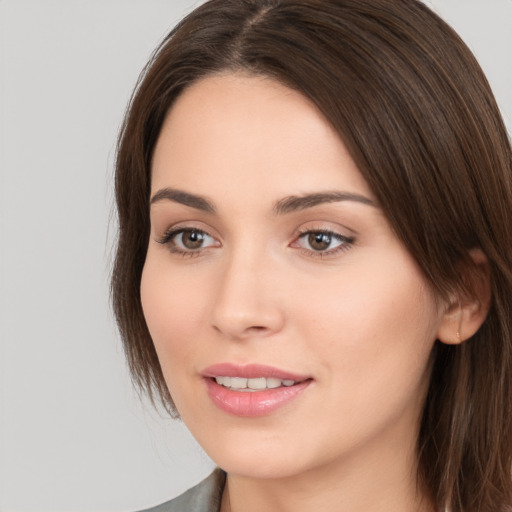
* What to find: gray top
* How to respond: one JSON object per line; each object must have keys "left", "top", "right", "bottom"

{"left": 138, "top": 469, "right": 226, "bottom": 512}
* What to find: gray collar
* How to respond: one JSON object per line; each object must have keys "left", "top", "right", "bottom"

{"left": 138, "top": 469, "right": 226, "bottom": 512}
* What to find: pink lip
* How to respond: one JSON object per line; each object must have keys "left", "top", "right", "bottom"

{"left": 202, "top": 363, "right": 309, "bottom": 381}
{"left": 202, "top": 363, "right": 312, "bottom": 417}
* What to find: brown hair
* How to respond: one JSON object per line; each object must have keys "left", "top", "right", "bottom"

{"left": 112, "top": 0, "right": 512, "bottom": 510}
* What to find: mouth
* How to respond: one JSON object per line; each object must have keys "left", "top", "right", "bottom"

{"left": 202, "top": 364, "right": 312, "bottom": 416}
{"left": 213, "top": 376, "right": 299, "bottom": 391}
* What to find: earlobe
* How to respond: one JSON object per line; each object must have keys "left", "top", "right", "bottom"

{"left": 437, "top": 249, "right": 491, "bottom": 345}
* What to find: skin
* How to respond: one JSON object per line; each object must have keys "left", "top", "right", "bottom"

{"left": 141, "top": 73, "right": 463, "bottom": 512}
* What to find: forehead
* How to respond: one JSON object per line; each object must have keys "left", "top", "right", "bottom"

{"left": 151, "top": 72, "right": 372, "bottom": 202}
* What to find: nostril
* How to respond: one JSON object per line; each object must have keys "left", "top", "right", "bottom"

{"left": 245, "top": 325, "right": 270, "bottom": 335}
{"left": 212, "top": 323, "right": 273, "bottom": 339}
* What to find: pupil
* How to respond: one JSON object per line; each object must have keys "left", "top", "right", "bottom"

{"left": 309, "top": 232, "right": 331, "bottom": 251}
{"left": 183, "top": 230, "right": 203, "bottom": 249}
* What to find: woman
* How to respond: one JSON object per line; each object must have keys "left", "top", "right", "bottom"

{"left": 112, "top": 0, "right": 512, "bottom": 511}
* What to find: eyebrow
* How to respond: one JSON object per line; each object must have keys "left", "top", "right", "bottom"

{"left": 149, "top": 188, "right": 375, "bottom": 214}
{"left": 273, "top": 191, "right": 375, "bottom": 214}
{"left": 150, "top": 187, "right": 216, "bottom": 213}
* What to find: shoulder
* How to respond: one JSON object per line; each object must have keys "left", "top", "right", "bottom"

{"left": 137, "top": 469, "right": 226, "bottom": 512}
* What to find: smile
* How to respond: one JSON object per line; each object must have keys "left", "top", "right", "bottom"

{"left": 202, "top": 364, "right": 312, "bottom": 417}
{"left": 214, "top": 376, "right": 297, "bottom": 391}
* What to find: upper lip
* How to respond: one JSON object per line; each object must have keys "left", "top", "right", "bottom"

{"left": 201, "top": 363, "right": 310, "bottom": 382}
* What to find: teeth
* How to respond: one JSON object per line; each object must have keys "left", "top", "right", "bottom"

{"left": 230, "top": 377, "right": 247, "bottom": 389}
{"left": 247, "top": 377, "right": 266, "bottom": 390}
{"left": 266, "top": 377, "right": 282, "bottom": 389}
{"left": 215, "top": 376, "right": 297, "bottom": 391}
{"left": 218, "top": 376, "right": 231, "bottom": 387}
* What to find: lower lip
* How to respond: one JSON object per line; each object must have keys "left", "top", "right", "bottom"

{"left": 205, "top": 378, "right": 311, "bottom": 417}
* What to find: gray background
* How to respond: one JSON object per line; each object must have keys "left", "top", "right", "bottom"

{"left": 0, "top": 1, "right": 510, "bottom": 511}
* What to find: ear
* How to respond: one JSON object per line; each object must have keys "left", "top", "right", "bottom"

{"left": 437, "top": 248, "right": 491, "bottom": 345}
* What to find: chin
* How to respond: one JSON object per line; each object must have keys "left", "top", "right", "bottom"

{"left": 188, "top": 419, "right": 329, "bottom": 481}
{"left": 214, "top": 451, "right": 307, "bottom": 480}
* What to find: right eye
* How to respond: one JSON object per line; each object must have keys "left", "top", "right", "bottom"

{"left": 158, "top": 228, "right": 219, "bottom": 255}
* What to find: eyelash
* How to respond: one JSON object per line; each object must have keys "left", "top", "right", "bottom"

{"left": 294, "top": 229, "right": 355, "bottom": 258}
{"left": 157, "top": 228, "right": 218, "bottom": 257}
{"left": 156, "top": 227, "right": 355, "bottom": 259}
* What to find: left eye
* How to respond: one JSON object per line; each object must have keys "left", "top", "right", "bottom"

{"left": 166, "top": 229, "right": 217, "bottom": 251}
{"left": 296, "top": 231, "right": 349, "bottom": 252}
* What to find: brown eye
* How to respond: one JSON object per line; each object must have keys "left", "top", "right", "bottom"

{"left": 160, "top": 228, "right": 218, "bottom": 252}
{"left": 294, "top": 230, "right": 353, "bottom": 255}
{"left": 307, "top": 232, "right": 333, "bottom": 251}
{"left": 157, "top": 226, "right": 220, "bottom": 255}
{"left": 179, "top": 230, "right": 207, "bottom": 249}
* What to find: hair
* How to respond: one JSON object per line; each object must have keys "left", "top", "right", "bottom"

{"left": 111, "top": 0, "right": 512, "bottom": 510}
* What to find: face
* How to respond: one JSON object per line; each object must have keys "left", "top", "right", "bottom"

{"left": 141, "top": 73, "right": 444, "bottom": 481}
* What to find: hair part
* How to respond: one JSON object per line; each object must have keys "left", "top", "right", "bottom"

{"left": 112, "top": 1, "right": 512, "bottom": 509}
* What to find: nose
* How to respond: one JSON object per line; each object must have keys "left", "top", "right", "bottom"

{"left": 210, "top": 247, "right": 285, "bottom": 340}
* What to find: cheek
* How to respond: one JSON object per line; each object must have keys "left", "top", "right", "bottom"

{"left": 294, "top": 254, "right": 440, "bottom": 398}
{"left": 140, "top": 260, "right": 207, "bottom": 377}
